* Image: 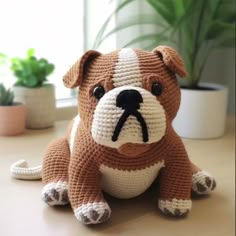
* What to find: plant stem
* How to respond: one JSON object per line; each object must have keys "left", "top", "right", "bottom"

{"left": 198, "top": 43, "right": 214, "bottom": 80}
{"left": 191, "top": 0, "right": 207, "bottom": 87}
{"left": 192, "top": 0, "right": 223, "bottom": 86}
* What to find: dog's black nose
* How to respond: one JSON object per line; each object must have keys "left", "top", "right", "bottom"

{"left": 116, "top": 89, "right": 143, "bottom": 111}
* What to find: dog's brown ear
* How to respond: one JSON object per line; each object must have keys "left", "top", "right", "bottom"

{"left": 63, "top": 50, "right": 101, "bottom": 88}
{"left": 152, "top": 46, "right": 187, "bottom": 77}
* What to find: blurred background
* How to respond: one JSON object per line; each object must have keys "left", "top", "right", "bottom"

{"left": 0, "top": 0, "right": 235, "bottom": 113}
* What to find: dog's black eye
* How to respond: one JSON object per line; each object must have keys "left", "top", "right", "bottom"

{"left": 151, "top": 82, "right": 163, "bottom": 96}
{"left": 93, "top": 85, "right": 105, "bottom": 99}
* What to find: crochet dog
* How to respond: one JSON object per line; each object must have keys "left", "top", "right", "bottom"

{"left": 11, "top": 46, "right": 216, "bottom": 224}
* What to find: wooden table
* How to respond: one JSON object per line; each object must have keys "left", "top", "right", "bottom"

{"left": 0, "top": 117, "right": 235, "bottom": 236}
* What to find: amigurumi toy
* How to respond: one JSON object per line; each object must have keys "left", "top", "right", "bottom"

{"left": 11, "top": 46, "right": 216, "bottom": 224}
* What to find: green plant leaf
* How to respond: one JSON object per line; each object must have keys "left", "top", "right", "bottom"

{"left": 99, "top": 14, "right": 168, "bottom": 45}
{"left": 25, "top": 75, "right": 38, "bottom": 87}
{"left": 170, "top": 0, "right": 195, "bottom": 35}
{"left": 123, "top": 33, "right": 170, "bottom": 48}
{"left": 144, "top": 39, "right": 175, "bottom": 51}
{"left": 10, "top": 49, "right": 54, "bottom": 88}
{"left": 206, "top": 21, "right": 235, "bottom": 40}
{"left": 5, "top": 89, "right": 14, "bottom": 105}
{"left": 0, "top": 53, "right": 7, "bottom": 65}
{"left": 214, "top": 0, "right": 235, "bottom": 23}
{"left": 173, "top": 0, "right": 183, "bottom": 18}
{"left": 27, "top": 48, "right": 35, "bottom": 58}
{"left": 146, "top": 0, "right": 176, "bottom": 25}
{"left": 45, "top": 64, "right": 54, "bottom": 75}
{"left": 0, "top": 83, "right": 14, "bottom": 105}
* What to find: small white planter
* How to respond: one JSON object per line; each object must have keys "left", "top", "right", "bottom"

{"left": 173, "top": 83, "right": 228, "bottom": 139}
{"left": 13, "top": 84, "right": 56, "bottom": 129}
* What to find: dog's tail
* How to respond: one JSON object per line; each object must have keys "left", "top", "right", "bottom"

{"left": 10, "top": 160, "right": 42, "bottom": 180}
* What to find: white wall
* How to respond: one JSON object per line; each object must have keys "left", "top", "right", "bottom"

{"left": 84, "top": 0, "right": 116, "bottom": 52}
{"left": 0, "top": 0, "right": 84, "bottom": 99}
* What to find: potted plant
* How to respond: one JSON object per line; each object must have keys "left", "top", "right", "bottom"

{"left": 10, "top": 48, "right": 56, "bottom": 129}
{"left": 94, "top": 0, "right": 235, "bottom": 138}
{"left": 0, "top": 83, "right": 26, "bottom": 136}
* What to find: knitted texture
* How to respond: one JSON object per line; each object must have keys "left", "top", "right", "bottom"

{"left": 42, "top": 138, "right": 70, "bottom": 184}
{"left": 74, "top": 202, "right": 111, "bottom": 224}
{"left": 192, "top": 171, "right": 216, "bottom": 195}
{"left": 63, "top": 50, "right": 101, "bottom": 89}
{"left": 10, "top": 160, "right": 42, "bottom": 180}
{"left": 38, "top": 46, "right": 217, "bottom": 224}
{"left": 158, "top": 198, "right": 192, "bottom": 216}
{"left": 42, "top": 181, "right": 69, "bottom": 206}
{"left": 100, "top": 161, "right": 165, "bottom": 198}
{"left": 91, "top": 85, "right": 167, "bottom": 149}
{"left": 152, "top": 46, "right": 187, "bottom": 78}
{"left": 113, "top": 48, "right": 142, "bottom": 87}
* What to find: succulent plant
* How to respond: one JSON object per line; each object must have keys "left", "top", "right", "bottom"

{"left": 0, "top": 83, "right": 14, "bottom": 106}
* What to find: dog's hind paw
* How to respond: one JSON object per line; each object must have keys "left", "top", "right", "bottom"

{"left": 192, "top": 171, "right": 216, "bottom": 195}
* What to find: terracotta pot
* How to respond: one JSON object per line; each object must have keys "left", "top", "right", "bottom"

{"left": 0, "top": 103, "right": 26, "bottom": 136}
{"left": 173, "top": 83, "right": 228, "bottom": 139}
{"left": 13, "top": 84, "right": 56, "bottom": 129}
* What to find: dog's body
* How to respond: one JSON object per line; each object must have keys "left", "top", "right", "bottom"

{"left": 41, "top": 47, "right": 216, "bottom": 224}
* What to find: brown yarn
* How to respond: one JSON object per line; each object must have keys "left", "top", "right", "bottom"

{"left": 63, "top": 50, "right": 101, "bottom": 88}
{"left": 152, "top": 46, "right": 187, "bottom": 78}
{"left": 42, "top": 138, "right": 70, "bottom": 184}
{"left": 42, "top": 46, "right": 215, "bottom": 220}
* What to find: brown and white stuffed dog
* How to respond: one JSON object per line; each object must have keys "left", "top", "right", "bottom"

{"left": 11, "top": 46, "right": 216, "bottom": 225}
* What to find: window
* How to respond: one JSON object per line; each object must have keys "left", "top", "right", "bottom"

{"left": 0, "top": 0, "right": 84, "bottom": 99}
{"left": 0, "top": 0, "right": 116, "bottom": 103}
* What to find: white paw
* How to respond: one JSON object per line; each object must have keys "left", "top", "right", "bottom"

{"left": 158, "top": 198, "right": 192, "bottom": 216}
{"left": 74, "top": 202, "right": 111, "bottom": 224}
{"left": 42, "top": 181, "right": 69, "bottom": 206}
{"left": 192, "top": 171, "right": 216, "bottom": 195}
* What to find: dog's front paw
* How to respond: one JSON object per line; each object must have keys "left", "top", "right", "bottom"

{"left": 42, "top": 181, "right": 69, "bottom": 206}
{"left": 192, "top": 171, "right": 216, "bottom": 195}
{"left": 158, "top": 198, "right": 192, "bottom": 217}
{"left": 74, "top": 202, "right": 111, "bottom": 224}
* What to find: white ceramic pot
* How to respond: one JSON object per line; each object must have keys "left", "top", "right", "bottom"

{"left": 13, "top": 84, "right": 56, "bottom": 129}
{"left": 173, "top": 83, "right": 228, "bottom": 139}
{"left": 0, "top": 103, "right": 26, "bottom": 136}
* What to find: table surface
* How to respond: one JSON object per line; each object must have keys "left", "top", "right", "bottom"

{"left": 0, "top": 117, "right": 235, "bottom": 236}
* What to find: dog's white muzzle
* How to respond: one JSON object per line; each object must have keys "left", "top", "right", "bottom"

{"left": 91, "top": 86, "right": 166, "bottom": 149}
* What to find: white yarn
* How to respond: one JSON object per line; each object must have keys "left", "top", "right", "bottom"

{"left": 192, "top": 171, "right": 214, "bottom": 194}
{"left": 91, "top": 86, "right": 166, "bottom": 148}
{"left": 100, "top": 161, "right": 165, "bottom": 198}
{"left": 42, "top": 181, "right": 68, "bottom": 206}
{"left": 69, "top": 115, "right": 80, "bottom": 154}
{"left": 113, "top": 48, "right": 142, "bottom": 87}
{"left": 159, "top": 198, "right": 192, "bottom": 215}
{"left": 10, "top": 160, "right": 42, "bottom": 180}
{"left": 74, "top": 202, "right": 111, "bottom": 224}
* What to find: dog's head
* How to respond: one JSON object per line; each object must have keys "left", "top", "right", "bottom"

{"left": 63, "top": 46, "right": 186, "bottom": 156}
